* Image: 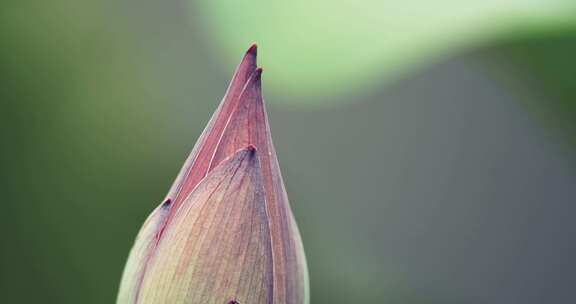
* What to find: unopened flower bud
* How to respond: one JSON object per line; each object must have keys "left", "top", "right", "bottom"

{"left": 117, "top": 45, "right": 309, "bottom": 304}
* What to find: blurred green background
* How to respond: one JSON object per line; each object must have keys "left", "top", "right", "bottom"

{"left": 1, "top": 0, "right": 576, "bottom": 303}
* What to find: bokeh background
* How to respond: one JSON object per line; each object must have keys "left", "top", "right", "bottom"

{"left": 2, "top": 0, "right": 576, "bottom": 303}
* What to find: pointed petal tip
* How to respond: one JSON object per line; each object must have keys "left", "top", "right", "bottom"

{"left": 246, "top": 144, "right": 257, "bottom": 154}
{"left": 238, "top": 145, "right": 258, "bottom": 162}
{"left": 253, "top": 67, "right": 263, "bottom": 85}
{"left": 246, "top": 144, "right": 256, "bottom": 151}
{"left": 160, "top": 198, "right": 172, "bottom": 209}
{"left": 247, "top": 43, "right": 258, "bottom": 56}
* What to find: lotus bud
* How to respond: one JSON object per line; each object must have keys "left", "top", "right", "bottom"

{"left": 117, "top": 45, "right": 309, "bottom": 304}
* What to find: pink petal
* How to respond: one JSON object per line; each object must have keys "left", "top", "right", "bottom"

{"left": 138, "top": 147, "right": 274, "bottom": 303}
